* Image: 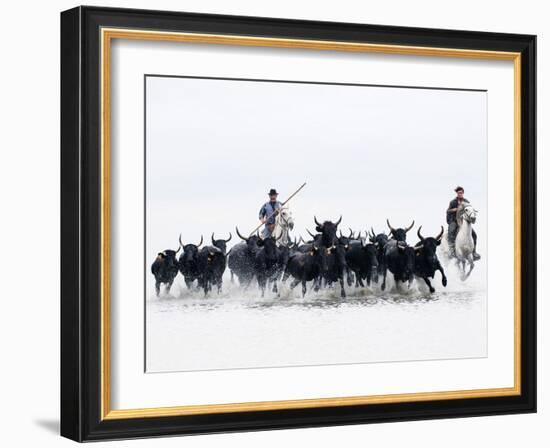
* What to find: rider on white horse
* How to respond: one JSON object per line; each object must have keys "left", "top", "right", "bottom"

{"left": 446, "top": 186, "right": 480, "bottom": 260}
{"left": 258, "top": 188, "right": 282, "bottom": 239}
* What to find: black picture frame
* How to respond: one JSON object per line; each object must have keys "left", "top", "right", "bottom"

{"left": 61, "top": 5, "right": 536, "bottom": 442}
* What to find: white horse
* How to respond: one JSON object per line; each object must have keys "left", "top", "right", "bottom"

{"left": 272, "top": 206, "right": 295, "bottom": 246}
{"left": 440, "top": 203, "right": 478, "bottom": 280}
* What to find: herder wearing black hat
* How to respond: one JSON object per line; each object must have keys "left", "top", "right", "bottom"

{"left": 258, "top": 188, "right": 282, "bottom": 238}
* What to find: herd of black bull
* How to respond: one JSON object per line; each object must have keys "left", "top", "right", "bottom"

{"left": 151, "top": 217, "right": 448, "bottom": 298}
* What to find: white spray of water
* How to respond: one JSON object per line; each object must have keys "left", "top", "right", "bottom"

{"left": 146, "top": 257, "right": 486, "bottom": 373}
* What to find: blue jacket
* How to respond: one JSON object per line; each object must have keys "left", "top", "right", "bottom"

{"left": 259, "top": 201, "right": 282, "bottom": 225}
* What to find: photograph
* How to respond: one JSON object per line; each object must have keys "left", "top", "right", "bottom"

{"left": 57, "top": 4, "right": 537, "bottom": 442}
{"left": 145, "top": 75, "right": 488, "bottom": 373}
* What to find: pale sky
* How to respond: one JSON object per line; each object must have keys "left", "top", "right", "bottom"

{"left": 145, "top": 75, "right": 487, "bottom": 271}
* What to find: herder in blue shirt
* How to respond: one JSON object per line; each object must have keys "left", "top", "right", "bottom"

{"left": 258, "top": 188, "right": 282, "bottom": 238}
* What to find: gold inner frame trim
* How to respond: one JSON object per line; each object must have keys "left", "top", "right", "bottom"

{"left": 100, "top": 27, "right": 522, "bottom": 420}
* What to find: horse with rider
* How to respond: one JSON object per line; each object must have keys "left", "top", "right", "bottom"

{"left": 444, "top": 186, "right": 480, "bottom": 279}
{"left": 258, "top": 188, "right": 294, "bottom": 246}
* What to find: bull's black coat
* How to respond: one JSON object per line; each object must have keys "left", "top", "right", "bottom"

{"left": 228, "top": 228, "right": 261, "bottom": 286}
{"left": 254, "top": 236, "right": 281, "bottom": 296}
{"left": 197, "top": 245, "right": 226, "bottom": 295}
{"left": 151, "top": 249, "right": 180, "bottom": 296}
{"left": 382, "top": 240, "right": 416, "bottom": 290}
{"left": 178, "top": 242, "right": 202, "bottom": 289}
{"left": 323, "top": 243, "right": 348, "bottom": 298}
{"left": 284, "top": 244, "right": 327, "bottom": 296}
{"left": 345, "top": 241, "right": 379, "bottom": 287}
{"left": 413, "top": 226, "right": 447, "bottom": 293}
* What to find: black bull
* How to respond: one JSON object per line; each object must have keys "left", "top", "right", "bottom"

{"left": 313, "top": 217, "right": 347, "bottom": 298}
{"left": 381, "top": 219, "right": 416, "bottom": 290}
{"left": 254, "top": 234, "right": 284, "bottom": 297}
{"left": 345, "top": 240, "right": 379, "bottom": 287}
{"left": 197, "top": 245, "right": 226, "bottom": 295}
{"left": 382, "top": 226, "right": 448, "bottom": 293}
{"left": 368, "top": 228, "right": 390, "bottom": 280}
{"left": 283, "top": 244, "right": 327, "bottom": 297}
{"left": 413, "top": 226, "right": 447, "bottom": 293}
{"left": 227, "top": 227, "right": 261, "bottom": 286}
{"left": 178, "top": 234, "right": 203, "bottom": 289}
{"left": 151, "top": 248, "right": 180, "bottom": 296}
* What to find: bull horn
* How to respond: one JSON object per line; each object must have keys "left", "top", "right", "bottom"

{"left": 314, "top": 216, "right": 321, "bottom": 226}
{"left": 339, "top": 230, "right": 343, "bottom": 238}
{"left": 211, "top": 232, "right": 216, "bottom": 245}
{"left": 335, "top": 215, "right": 342, "bottom": 226}
{"left": 370, "top": 227, "right": 376, "bottom": 238}
{"left": 225, "top": 232, "right": 232, "bottom": 243}
{"left": 235, "top": 226, "right": 247, "bottom": 241}
{"left": 386, "top": 219, "right": 396, "bottom": 232}
{"left": 175, "top": 245, "right": 181, "bottom": 254}
{"left": 435, "top": 225, "right": 444, "bottom": 241}
{"left": 348, "top": 228, "right": 354, "bottom": 239}
{"left": 275, "top": 232, "right": 283, "bottom": 241}
{"left": 197, "top": 235, "right": 203, "bottom": 247}
{"left": 405, "top": 220, "right": 415, "bottom": 233}
{"left": 356, "top": 230, "right": 362, "bottom": 240}
{"left": 417, "top": 226, "right": 425, "bottom": 241}
{"left": 298, "top": 236, "right": 305, "bottom": 244}
{"left": 306, "top": 228, "right": 316, "bottom": 238}
{"left": 179, "top": 233, "right": 184, "bottom": 248}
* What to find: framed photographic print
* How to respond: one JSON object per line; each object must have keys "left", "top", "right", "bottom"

{"left": 60, "top": 6, "right": 536, "bottom": 442}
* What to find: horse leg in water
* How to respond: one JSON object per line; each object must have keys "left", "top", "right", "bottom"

{"left": 465, "top": 255, "right": 475, "bottom": 279}
{"left": 230, "top": 270, "right": 234, "bottom": 284}
{"left": 290, "top": 278, "right": 300, "bottom": 290}
{"left": 155, "top": 281, "right": 161, "bottom": 297}
{"left": 301, "top": 279, "right": 307, "bottom": 297}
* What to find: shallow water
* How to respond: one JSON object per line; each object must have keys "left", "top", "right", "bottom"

{"left": 146, "top": 266, "right": 487, "bottom": 373}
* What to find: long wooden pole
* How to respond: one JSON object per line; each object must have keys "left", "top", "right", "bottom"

{"left": 249, "top": 182, "right": 307, "bottom": 237}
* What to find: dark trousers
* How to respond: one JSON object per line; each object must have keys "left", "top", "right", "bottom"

{"left": 448, "top": 221, "right": 477, "bottom": 247}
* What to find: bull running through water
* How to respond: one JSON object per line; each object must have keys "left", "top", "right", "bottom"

{"left": 152, "top": 215, "right": 455, "bottom": 298}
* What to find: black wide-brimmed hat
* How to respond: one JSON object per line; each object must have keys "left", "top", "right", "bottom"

{"left": 268, "top": 188, "right": 278, "bottom": 196}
